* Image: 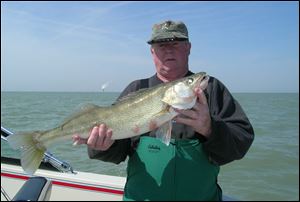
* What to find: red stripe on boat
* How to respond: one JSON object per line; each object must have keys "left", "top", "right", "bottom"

{"left": 1, "top": 172, "right": 124, "bottom": 195}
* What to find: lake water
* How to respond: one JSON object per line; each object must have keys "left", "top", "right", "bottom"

{"left": 1, "top": 92, "right": 299, "bottom": 200}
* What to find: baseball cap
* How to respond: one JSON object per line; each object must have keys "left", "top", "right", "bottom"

{"left": 147, "top": 20, "right": 189, "bottom": 44}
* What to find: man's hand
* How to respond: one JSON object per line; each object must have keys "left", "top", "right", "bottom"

{"left": 174, "top": 88, "right": 212, "bottom": 138}
{"left": 72, "top": 124, "right": 115, "bottom": 151}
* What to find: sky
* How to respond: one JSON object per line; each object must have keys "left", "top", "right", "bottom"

{"left": 1, "top": 1, "right": 299, "bottom": 93}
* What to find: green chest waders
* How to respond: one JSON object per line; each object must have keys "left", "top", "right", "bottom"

{"left": 123, "top": 136, "right": 222, "bottom": 201}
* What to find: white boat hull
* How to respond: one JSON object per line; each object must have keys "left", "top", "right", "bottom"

{"left": 1, "top": 163, "right": 125, "bottom": 201}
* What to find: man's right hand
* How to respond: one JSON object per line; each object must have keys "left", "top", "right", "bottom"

{"left": 72, "top": 124, "right": 115, "bottom": 151}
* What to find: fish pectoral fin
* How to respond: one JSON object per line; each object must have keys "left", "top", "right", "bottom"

{"left": 155, "top": 121, "right": 172, "bottom": 146}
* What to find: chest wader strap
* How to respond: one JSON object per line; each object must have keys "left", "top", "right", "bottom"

{"left": 140, "top": 78, "right": 149, "bottom": 89}
{"left": 123, "top": 137, "right": 222, "bottom": 201}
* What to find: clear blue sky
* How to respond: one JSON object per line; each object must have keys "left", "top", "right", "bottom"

{"left": 1, "top": 1, "right": 299, "bottom": 92}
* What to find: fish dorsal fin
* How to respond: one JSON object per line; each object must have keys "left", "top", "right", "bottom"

{"left": 117, "top": 88, "right": 150, "bottom": 103}
{"left": 79, "top": 103, "right": 100, "bottom": 111}
{"left": 62, "top": 103, "right": 100, "bottom": 124}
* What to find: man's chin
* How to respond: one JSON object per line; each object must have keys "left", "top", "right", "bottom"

{"left": 161, "top": 68, "right": 181, "bottom": 79}
{"left": 161, "top": 65, "right": 177, "bottom": 72}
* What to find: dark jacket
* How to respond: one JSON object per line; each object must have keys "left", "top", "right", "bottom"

{"left": 88, "top": 71, "right": 255, "bottom": 166}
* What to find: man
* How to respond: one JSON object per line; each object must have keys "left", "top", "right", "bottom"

{"left": 73, "top": 20, "right": 254, "bottom": 201}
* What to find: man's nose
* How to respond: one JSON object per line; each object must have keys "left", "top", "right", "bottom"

{"left": 165, "top": 45, "right": 174, "bottom": 52}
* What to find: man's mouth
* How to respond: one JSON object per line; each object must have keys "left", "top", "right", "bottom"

{"left": 165, "top": 58, "right": 176, "bottom": 62}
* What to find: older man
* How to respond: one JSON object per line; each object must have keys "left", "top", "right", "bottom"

{"left": 74, "top": 20, "right": 254, "bottom": 201}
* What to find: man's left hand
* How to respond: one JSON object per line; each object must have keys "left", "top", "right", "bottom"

{"left": 174, "top": 88, "right": 212, "bottom": 138}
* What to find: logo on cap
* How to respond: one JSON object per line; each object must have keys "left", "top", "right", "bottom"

{"left": 161, "top": 21, "right": 171, "bottom": 30}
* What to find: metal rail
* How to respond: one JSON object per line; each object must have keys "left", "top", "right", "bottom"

{"left": 1, "top": 126, "right": 75, "bottom": 174}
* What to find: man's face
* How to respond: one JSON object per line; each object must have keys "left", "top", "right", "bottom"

{"left": 151, "top": 40, "right": 191, "bottom": 81}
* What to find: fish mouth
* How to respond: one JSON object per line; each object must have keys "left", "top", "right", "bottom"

{"left": 192, "top": 74, "right": 209, "bottom": 91}
{"left": 198, "top": 75, "right": 210, "bottom": 90}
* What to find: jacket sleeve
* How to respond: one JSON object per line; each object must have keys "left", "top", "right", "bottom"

{"left": 87, "top": 80, "right": 142, "bottom": 164}
{"left": 202, "top": 77, "right": 255, "bottom": 166}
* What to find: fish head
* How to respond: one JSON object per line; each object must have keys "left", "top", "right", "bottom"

{"left": 162, "top": 72, "right": 209, "bottom": 109}
{"left": 181, "top": 72, "right": 209, "bottom": 91}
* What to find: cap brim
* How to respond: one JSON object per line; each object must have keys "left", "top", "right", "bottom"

{"left": 147, "top": 32, "right": 188, "bottom": 44}
{"left": 147, "top": 38, "right": 188, "bottom": 44}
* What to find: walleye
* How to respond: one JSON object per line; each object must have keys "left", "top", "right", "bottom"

{"left": 7, "top": 72, "right": 209, "bottom": 175}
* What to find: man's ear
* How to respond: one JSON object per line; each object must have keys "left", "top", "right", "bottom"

{"left": 186, "top": 42, "right": 191, "bottom": 55}
{"left": 150, "top": 46, "right": 154, "bottom": 54}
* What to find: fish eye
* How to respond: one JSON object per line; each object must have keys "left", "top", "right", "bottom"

{"left": 188, "top": 78, "right": 194, "bottom": 84}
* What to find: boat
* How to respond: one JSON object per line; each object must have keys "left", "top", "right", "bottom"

{"left": 1, "top": 126, "right": 237, "bottom": 201}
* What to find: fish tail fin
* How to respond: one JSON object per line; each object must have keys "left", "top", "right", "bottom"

{"left": 7, "top": 131, "right": 46, "bottom": 175}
